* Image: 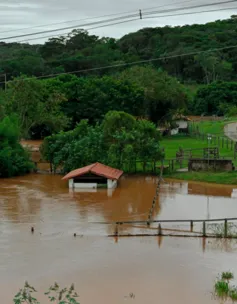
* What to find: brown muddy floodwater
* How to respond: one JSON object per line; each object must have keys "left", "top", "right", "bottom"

{"left": 1, "top": 174, "right": 237, "bottom": 303}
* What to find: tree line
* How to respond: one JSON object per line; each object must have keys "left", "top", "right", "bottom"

{"left": 0, "top": 66, "right": 188, "bottom": 139}
{"left": 1, "top": 17, "right": 237, "bottom": 84}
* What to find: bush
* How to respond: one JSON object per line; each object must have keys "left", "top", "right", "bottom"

{"left": 41, "top": 111, "right": 163, "bottom": 173}
{"left": 13, "top": 281, "right": 80, "bottom": 304}
{"left": 0, "top": 116, "right": 33, "bottom": 177}
{"left": 194, "top": 81, "right": 237, "bottom": 115}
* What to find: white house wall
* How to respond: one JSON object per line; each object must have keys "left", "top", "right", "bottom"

{"left": 171, "top": 128, "right": 179, "bottom": 135}
{"left": 68, "top": 178, "right": 118, "bottom": 190}
{"left": 68, "top": 179, "right": 97, "bottom": 189}
{"left": 107, "top": 179, "right": 117, "bottom": 189}
{"left": 176, "top": 120, "right": 188, "bottom": 129}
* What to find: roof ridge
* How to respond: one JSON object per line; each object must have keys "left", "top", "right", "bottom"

{"left": 91, "top": 162, "right": 98, "bottom": 169}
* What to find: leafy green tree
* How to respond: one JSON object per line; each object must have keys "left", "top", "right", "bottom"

{"left": 0, "top": 115, "right": 33, "bottom": 177}
{"left": 46, "top": 74, "right": 145, "bottom": 128}
{"left": 195, "top": 54, "right": 233, "bottom": 84}
{"left": 102, "top": 111, "right": 136, "bottom": 142}
{"left": 42, "top": 112, "right": 163, "bottom": 174}
{"left": 119, "top": 66, "right": 188, "bottom": 123}
{"left": 194, "top": 81, "right": 237, "bottom": 115}
{"left": 4, "top": 76, "right": 68, "bottom": 138}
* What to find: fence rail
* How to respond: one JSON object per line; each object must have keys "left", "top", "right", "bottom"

{"left": 94, "top": 217, "right": 237, "bottom": 225}
{"left": 188, "top": 123, "right": 237, "bottom": 158}
{"left": 94, "top": 217, "right": 237, "bottom": 239}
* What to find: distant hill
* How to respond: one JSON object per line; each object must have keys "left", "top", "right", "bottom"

{"left": 1, "top": 17, "right": 237, "bottom": 83}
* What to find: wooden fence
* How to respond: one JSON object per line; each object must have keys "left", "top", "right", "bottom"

{"left": 103, "top": 217, "right": 237, "bottom": 238}
{"left": 189, "top": 124, "right": 237, "bottom": 159}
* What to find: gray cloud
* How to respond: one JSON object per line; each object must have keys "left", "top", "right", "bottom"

{"left": 0, "top": 0, "right": 236, "bottom": 43}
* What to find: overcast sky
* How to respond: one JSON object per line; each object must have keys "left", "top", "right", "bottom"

{"left": 0, "top": 0, "right": 236, "bottom": 43}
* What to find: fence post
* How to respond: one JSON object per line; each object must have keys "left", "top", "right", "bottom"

{"left": 203, "top": 221, "right": 206, "bottom": 237}
{"left": 158, "top": 224, "right": 162, "bottom": 236}
{"left": 224, "top": 219, "right": 228, "bottom": 238}
{"left": 115, "top": 224, "right": 118, "bottom": 236}
{"left": 190, "top": 220, "right": 193, "bottom": 232}
{"left": 235, "top": 143, "right": 237, "bottom": 160}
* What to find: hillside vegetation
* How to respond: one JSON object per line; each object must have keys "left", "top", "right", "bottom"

{"left": 2, "top": 17, "right": 237, "bottom": 177}
{"left": 1, "top": 17, "right": 237, "bottom": 83}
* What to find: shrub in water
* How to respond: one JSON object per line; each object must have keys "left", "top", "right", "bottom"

{"left": 214, "top": 280, "right": 229, "bottom": 299}
{"left": 222, "top": 271, "right": 234, "bottom": 281}
{"left": 13, "top": 281, "right": 80, "bottom": 304}
{"left": 229, "top": 287, "right": 237, "bottom": 302}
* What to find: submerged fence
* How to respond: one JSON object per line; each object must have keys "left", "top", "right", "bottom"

{"left": 105, "top": 217, "right": 237, "bottom": 239}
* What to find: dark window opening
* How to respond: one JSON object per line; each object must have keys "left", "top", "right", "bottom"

{"left": 73, "top": 173, "right": 107, "bottom": 184}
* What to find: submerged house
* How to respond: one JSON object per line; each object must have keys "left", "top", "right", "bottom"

{"left": 62, "top": 162, "right": 123, "bottom": 190}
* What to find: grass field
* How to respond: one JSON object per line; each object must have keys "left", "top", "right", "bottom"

{"left": 161, "top": 134, "right": 237, "bottom": 184}
{"left": 159, "top": 117, "right": 237, "bottom": 184}
{"left": 161, "top": 135, "right": 235, "bottom": 161}
{"left": 190, "top": 117, "right": 237, "bottom": 136}
{"left": 166, "top": 171, "right": 237, "bottom": 185}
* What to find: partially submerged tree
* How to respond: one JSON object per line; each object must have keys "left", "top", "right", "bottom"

{"left": 3, "top": 76, "right": 68, "bottom": 138}
{"left": 0, "top": 115, "right": 33, "bottom": 178}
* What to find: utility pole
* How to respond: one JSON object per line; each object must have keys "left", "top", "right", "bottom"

{"left": 207, "top": 133, "right": 212, "bottom": 170}
{"left": 139, "top": 9, "right": 142, "bottom": 19}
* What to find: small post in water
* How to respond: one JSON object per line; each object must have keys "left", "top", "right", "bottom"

{"left": 158, "top": 224, "right": 162, "bottom": 236}
{"left": 115, "top": 224, "right": 118, "bottom": 236}
{"left": 224, "top": 219, "right": 228, "bottom": 238}
{"left": 203, "top": 221, "right": 206, "bottom": 237}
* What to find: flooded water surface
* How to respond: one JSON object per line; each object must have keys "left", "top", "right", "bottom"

{"left": 1, "top": 173, "right": 237, "bottom": 303}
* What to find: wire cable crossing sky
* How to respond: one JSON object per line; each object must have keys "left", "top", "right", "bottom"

{"left": 0, "top": 0, "right": 237, "bottom": 42}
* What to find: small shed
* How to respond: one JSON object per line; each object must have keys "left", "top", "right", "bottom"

{"left": 171, "top": 115, "right": 191, "bottom": 135}
{"left": 62, "top": 162, "right": 123, "bottom": 190}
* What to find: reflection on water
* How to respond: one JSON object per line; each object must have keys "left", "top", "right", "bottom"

{"left": 1, "top": 174, "right": 237, "bottom": 303}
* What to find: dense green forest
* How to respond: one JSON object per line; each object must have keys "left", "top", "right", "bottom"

{"left": 1, "top": 17, "right": 237, "bottom": 83}
{"left": 1, "top": 17, "right": 237, "bottom": 176}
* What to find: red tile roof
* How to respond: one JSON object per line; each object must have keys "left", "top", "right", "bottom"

{"left": 62, "top": 162, "right": 123, "bottom": 181}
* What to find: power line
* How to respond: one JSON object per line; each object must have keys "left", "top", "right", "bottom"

{"left": 1, "top": 44, "right": 237, "bottom": 85}
{"left": 12, "top": 18, "right": 140, "bottom": 43}
{"left": 0, "top": 14, "right": 139, "bottom": 41}
{"left": 144, "top": 6, "right": 237, "bottom": 19}
{"left": 142, "top": 0, "right": 237, "bottom": 17}
{"left": 1, "top": 0, "right": 235, "bottom": 41}
{"left": 0, "top": 0, "right": 197, "bottom": 35}
{"left": 12, "top": 5, "right": 237, "bottom": 44}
